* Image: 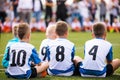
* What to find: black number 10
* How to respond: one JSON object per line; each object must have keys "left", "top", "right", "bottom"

{"left": 10, "top": 50, "right": 26, "bottom": 67}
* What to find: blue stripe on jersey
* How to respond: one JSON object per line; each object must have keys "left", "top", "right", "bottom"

{"left": 5, "top": 70, "right": 31, "bottom": 79}
{"left": 106, "top": 47, "right": 113, "bottom": 61}
{"left": 31, "top": 48, "right": 41, "bottom": 64}
{"left": 80, "top": 67, "right": 106, "bottom": 76}
{"left": 48, "top": 47, "right": 50, "bottom": 61}
{"left": 2, "top": 37, "right": 19, "bottom": 68}
{"left": 49, "top": 65, "right": 75, "bottom": 75}
{"left": 71, "top": 46, "right": 75, "bottom": 60}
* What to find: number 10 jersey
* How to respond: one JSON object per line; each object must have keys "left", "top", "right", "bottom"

{"left": 6, "top": 42, "right": 41, "bottom": 78}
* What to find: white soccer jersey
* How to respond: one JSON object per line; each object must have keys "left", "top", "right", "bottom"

{"left": 47, "top": 38, "right": 75, "bottom": 76}
{"left": 6, "top": 42, "right": 41, "bottom": 79}
{"left": 39, "top": 39, "right": 53, "bottom": 61}
{"left": 80, "top": 38, "right": 113, "bottom": 77}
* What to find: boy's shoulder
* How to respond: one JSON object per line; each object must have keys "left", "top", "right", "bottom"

{"left": 6, "top": 37, "right": 19, "bottom": 47}
{"left": 11, "top": 42, "right": 35, "bottom": 49}
{"left": 55, "top": 38, "right": 74, "bottom": 46}
{"left": 85, "top": 38, "right": 112, "bottom": 46}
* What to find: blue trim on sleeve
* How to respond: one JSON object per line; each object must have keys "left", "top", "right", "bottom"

{"left": 2, "top": 47, "right": 10, "bottom": 68}
{"left": 31, "top": 48, "right": 41, "bottom": 64}
{"left": 106, "top": 47, "right": 113, "bottom": 61}
{"left": 71, "top": 46, "right": 75, "bottom": 61}
{"left": 49, "top": 65, "right": 75, "bottom": 75}
{"left": 47, "top": 47, "right": 50, "bottom": 61}
{"left": 2, "top": 37, "right": 19, "bottom": 68}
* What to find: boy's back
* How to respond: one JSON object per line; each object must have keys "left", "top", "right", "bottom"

{"left": 81, "top": 38, "right": 112, "bottom": 77}
{"left": 48, "top": 38, "right": 75, "bottom": 76}
{"left": 6, "top": 42, "right": 41, "bottom": 78}
{"left": 47, "top": 21, "right": 75, "bottom": 76}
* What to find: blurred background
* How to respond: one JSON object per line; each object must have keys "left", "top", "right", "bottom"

{"left": 0, "top": 0, "right": 120, "bottom": 33}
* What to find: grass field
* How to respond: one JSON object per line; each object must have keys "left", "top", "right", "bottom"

{"left": 0, "top": 32, "right": 120, "bottom": 80}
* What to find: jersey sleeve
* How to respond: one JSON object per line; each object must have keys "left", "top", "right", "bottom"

{"left": 31, "top": 48, "right": 41, "bottom": 64}
{"left": 2, "top": 47, "right": 10, "bottom": 68}
{"left": 106, "top": 47, "right": 113, "bottom": 61}
{"left": 71, "top": 46, "right": 75, "bottom": 60}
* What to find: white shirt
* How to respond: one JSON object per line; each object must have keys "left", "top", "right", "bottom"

{"left": 34, "top": 0, "right": 41, "bottom": 11}
{"left": 80, "top": 38, "right": 113, "bottom": 77}
{"left": 6, "top": 42, "right": 41, "bottom": 78}
{"left": 71, "top": 21, "right": 81, "bottom": 29}
{"left": 47, "top": 38, "right": 75, "bottom": 76}
{"left": 83, "top": 21, "right": 93, "bottom": 27}
{"left": 112, "top": 22, "right": 120, "bottom": 27}
{"left": 39, "top": 39, "right": 53, "bottom": 62}
{"left": 37, "top": 20, "right": 46, "bottom": 29}
{"left": 18, "top": 0, "right": 33, "bottom": 9}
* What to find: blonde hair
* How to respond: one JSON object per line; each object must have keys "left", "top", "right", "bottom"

{"left": 12, "top": 25, "right": 18, "bottom": 37}
{"left": 46, "top": 25, "right": 56, "bottom": 39}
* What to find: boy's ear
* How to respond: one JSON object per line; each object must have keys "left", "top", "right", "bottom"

{"left": 26, "top": 33, "right": 30, "bottom": 39}
{"left": 103, "top": 32, "right": 106, "bottom": 40}
{"left": 92, "top": 33, "right": 95, "bottom": 38}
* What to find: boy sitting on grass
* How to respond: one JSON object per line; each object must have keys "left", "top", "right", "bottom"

{"left": 5, "top": 23, "right": 48, "bottom": 79}
{"left": 2, "top": 25, "right": 19, "bottom": 68}
{"left": 75, "top": 22, "right": 120, "bottom": 77}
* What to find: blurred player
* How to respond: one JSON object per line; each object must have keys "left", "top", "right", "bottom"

{"left": 47, "top": 21, "right": 76, "bottom": 76}
{"left": 5, "top": 23, "right": 48, "bottom": 79}
{"left": 71, "top": 17, "right": 81, "bottom": 32}
{"left": 76, "top": 22, "right": 120, "bottom": 77}
{"left": 112, "top": 18, "right": 120, "bottom": 33}
{"left": 39, "top": 24, "right": 57, "bottom": 61}
{"left": 2, "top": 25, "right": 19, "bottom": 68}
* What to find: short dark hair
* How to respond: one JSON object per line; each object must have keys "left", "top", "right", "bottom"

{"left": 56, "top": 21, "right": 68, "bottom": 36}
{"left": 92, "top": 22, "right": 106, "bottom": 38}
{"left": 18, "top": 23, "right": 30, "bottom": 39}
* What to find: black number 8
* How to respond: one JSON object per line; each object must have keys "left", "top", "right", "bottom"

{"left": 56, "top": 46, "right": 65, "bottom": 62}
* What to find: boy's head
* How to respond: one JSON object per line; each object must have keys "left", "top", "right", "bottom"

{"left": 12, "top": 25, "right": 19, "bottom": 37}
{"left": 18, "top": 23, "right": 31, "bottom": 42}
{"left": 46, "top": 24, "right": 57, "bottom": 39}
{"left": 56, "top": 21, "right": 68, "bottom": 37}
{"left": 92, "top": 22, "right": 106, "bottom": 39}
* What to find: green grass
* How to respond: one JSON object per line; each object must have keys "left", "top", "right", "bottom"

{"left": 0, "top": 32, "right": 120, "bottom": 80}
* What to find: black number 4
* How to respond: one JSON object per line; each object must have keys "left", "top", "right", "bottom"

{"left": 89, "top": 45, "right": 98, "bottom": 60}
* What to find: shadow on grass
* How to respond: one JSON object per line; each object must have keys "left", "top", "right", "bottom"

{"left": 0, "top": 73, "right": 120, "bottom": 80}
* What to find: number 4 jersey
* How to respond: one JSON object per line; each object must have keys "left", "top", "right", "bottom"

{"left": 6, "top": 42, "right": 41, "bottom": 79}
{"left": 47, "top": 38, "right": 75, "bottom": 76}
{"left": 80, "top": 38, "right": 113, "bottom": 77}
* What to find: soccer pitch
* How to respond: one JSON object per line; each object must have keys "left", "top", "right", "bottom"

{"left": 0, "top": 32, "right": 120, "bottom": 80}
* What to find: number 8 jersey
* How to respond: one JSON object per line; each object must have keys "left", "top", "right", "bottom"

{"left": 80, "top": 38, "right": 113, "bottom": 77}
{"left": 6, "top": 42, "right": 41, "bottom": 79}
{"left": 47, "top": 38, "right": 75, "bottom": 76}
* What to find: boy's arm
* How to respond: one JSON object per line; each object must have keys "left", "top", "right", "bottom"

{"left": 2, "top": 47, "right": 10, "bottom": 68}
{"left": 106, "top": 47, "right": 113, "bottom": 64}
{"left": 31, "top": 48, "right": 41, "bottom": 65}
{"left": 71, "top": 46, "right": 75, "bottom": 61}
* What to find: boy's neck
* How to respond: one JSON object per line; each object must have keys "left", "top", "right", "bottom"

{"left": 57, "top": 36, "right": 67, "bottom": 39}
{"left": 20, "top": 39, "right": 29, "bottom": 43}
